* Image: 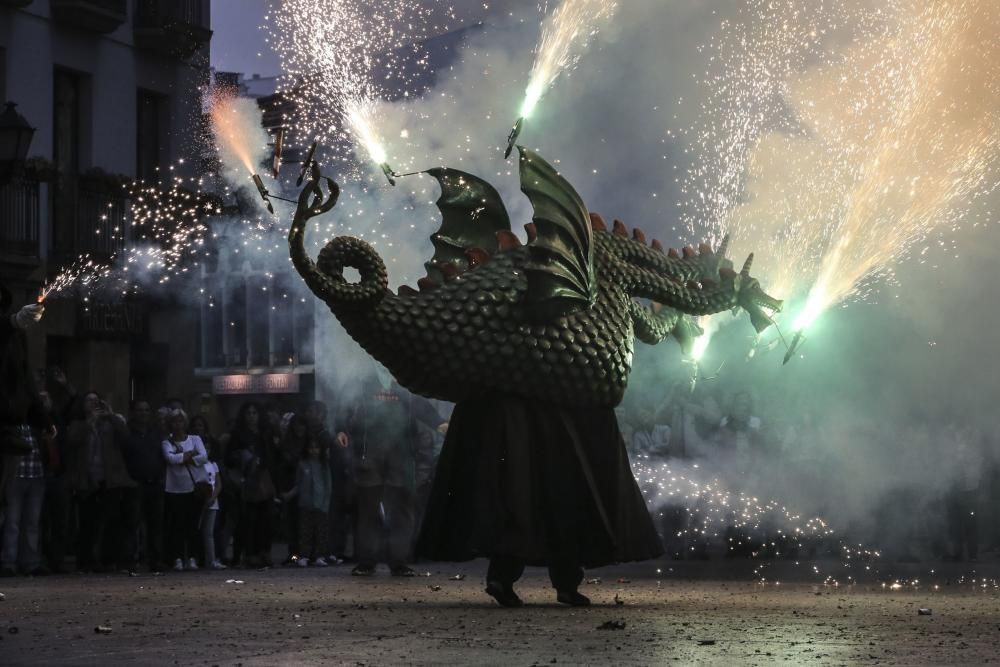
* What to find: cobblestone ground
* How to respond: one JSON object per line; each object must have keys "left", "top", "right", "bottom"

{"left": 1, "top": 559, "right": 998, "bottom": 665}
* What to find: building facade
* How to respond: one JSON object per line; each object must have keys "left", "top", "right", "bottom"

{"left": 0, "top": 0, "right": 212, "bottom": 410}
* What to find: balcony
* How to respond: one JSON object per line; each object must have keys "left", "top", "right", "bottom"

{"left": 50, "top": 0, "right": 127, "bottom": 34}
{"left": 134, "top": 0, "right": 212, "bottom": 60}
{"left": 51, "top": 173, "right": 129, "bottom": 261}
{"left": 75, "top": 183, "right": 127, "bottom": 257}
{"left": 0, "top": 176, "right": 40, "bottom": 258}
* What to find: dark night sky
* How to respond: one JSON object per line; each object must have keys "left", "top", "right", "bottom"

{"left": 210, "top": 0, "right": 532, "bottom": 76}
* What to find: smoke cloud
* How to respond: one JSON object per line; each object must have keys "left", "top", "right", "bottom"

{"left": 266, "top": 0, "right": 1000, "bottom": 557}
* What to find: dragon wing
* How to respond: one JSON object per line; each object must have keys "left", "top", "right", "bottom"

{"left": 423, "top": 167, "right": 511, "bottom": 283}
{"left": 517, "top": 146, "right": 597, "bottom": 318}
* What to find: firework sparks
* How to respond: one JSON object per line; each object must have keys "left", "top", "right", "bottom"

{"left": 38, "top": 256, "right": 113, "bottom": 302}
{"left": 208, "top": 91, "right": 260, "bottom": 177}
{"left": 504, "top": 0, "right": 617, "bottom": 157}
{"left": 267, "top": 0, "right": 444, "bottom": 179}
{"left": 678, "top": 0, "right": 998, "bottom": 350}
{"left": 631, "top": 455, "right": 884, "bottom": 585}
{"left": 519, "top": 0, "right": 618, "bottom": 120}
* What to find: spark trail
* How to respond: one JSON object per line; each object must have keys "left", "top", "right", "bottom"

{"left": 505, "top": 0, "right": 617, "bottom": 156}
{"left": 676, "top": 0, "right": 999, "bottom": 355}
{"left": 267, "top": 0, "right": 443, "bottom": 178}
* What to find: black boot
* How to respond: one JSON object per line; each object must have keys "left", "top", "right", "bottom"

{"left": 485, "top": 580, "right": 523, "bottom": 607}
{"left": 556, "top": 589, "right": 591, "bottom": 606}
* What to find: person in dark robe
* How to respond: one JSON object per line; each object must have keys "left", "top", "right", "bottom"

{"left": 417, "top": 392, "right": 663, "bottom": 607}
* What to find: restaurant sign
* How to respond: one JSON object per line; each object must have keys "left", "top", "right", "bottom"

{"left": 212, "top": 373, "right": 300, "bottom": 395}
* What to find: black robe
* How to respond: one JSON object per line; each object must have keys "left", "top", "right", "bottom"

{"left": 417, "top": 393, "right": 663, "bottom": 568}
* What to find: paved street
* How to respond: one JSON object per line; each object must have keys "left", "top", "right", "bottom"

{"left": 1, "top": 559, "right": 998, "bottom": 665}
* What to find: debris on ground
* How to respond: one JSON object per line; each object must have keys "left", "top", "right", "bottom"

{"left": 429, "top": 585, "right": 442, "bottom": 592}
{"left": 0, "top": 592, "right": 5, "bottom": 601}
{"left": 420, "top": 572, "right": 433, "bottom": 577}
{"left": 698, "top": 639, "right": 716, "bottom": 646}
{"left": 7, "top": 627, "right": 18, "bottom": 635}
{"left": 614, "top": 593, "right": 624, "bottom": 606}
{"left": 225, "top": 579, "right": 245, "bottom": 585}
{"left": 94, "top": 625, "right": 113, "bottom": 634}
{"left": 918, "top": 608, "right": 932, "bottom": 616}
{"left": 586, "top": 578, "right": 601, "bottom": 585}
{"left": 597, "top": 620, "right": 626, "bottom": 631}
{"left": 449, "top": 574, "right": 465, "bottom": 581}
{"left": 616, "top": 578, "right": 631, "bottom": 584}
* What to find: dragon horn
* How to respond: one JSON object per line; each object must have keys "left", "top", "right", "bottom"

{"left": 740, "top": 253, "right": 754, "bottom": 276}
{"left": 717, "top": 234, "right": 730, "bottom": 258}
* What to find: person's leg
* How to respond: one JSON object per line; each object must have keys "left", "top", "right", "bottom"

{"left": 548, "top": 561, "right": 585, "bottom": 591}
{"left": 354, "top": 485, "right": 382, "bottom": 570}
{"left": 258, "top": 500, "right": 275, "bottom": 565}
{"left": 486, "top": 554, "right": 525, "bottom": 587}
{"left": 20, "top": 477, "right": 46, "bottom": 572}
{"left": 2, "top": 476, "right": 26, "bottom": 571}
{"left": 383, "top": 485, "right": 416, "bottom": 570}
{"left": 286, "top": 502, "right": 300, "bottom": 560}
{"left": 299, "top": 508, "right": 316, "bottom": 561}
{"left": 201, "top": 506, "right": 215, "bottom": 566}
{"left": 118, "top": 487, "right": 140, "bottom": 569}
{"left": 550, "top": 561, "right": 589, "bottom": 606}
{"left": 163, "top": 492, "right": 184, "bottom": 565}
{"left": 238, "top": 501, "right": 257, "bottom": 565}
{"left": 328, "top": 492, "right": 348, "bottom": 557}
{"left": 485, "top": 555, "right": 525, "bottom": 607}
{"left": 214, "top": 496, "right": 230, "bottom": 564}
{"left": 42, "top": 474, "right": 69, "bottom": 572}
{"left": 143, "top": 484, "right": 165, "bottom": 569}
{"left": 97, "top": 487, "right": 123, "bottom": 569}
{"left": 75, "top": 491, "right": 98, "bottom": 571}
{"left": 184, "top": 493, "right": 203, "bottom": 564}
{"left": 315, "top": 511, "right": 330, "bottom": 561}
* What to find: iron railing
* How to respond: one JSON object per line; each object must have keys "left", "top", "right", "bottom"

{"left": 0, "top": 177, "right": 40, "bottom": 256}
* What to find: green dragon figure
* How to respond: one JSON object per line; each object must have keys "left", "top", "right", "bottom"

{"left": 289, "top": 147, "right": 781, "bottom": 408}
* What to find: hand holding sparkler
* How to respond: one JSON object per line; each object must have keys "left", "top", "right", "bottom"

{"left": 13, "top": 303, "right": 44, "bottom": 329}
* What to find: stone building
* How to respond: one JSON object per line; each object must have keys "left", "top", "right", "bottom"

{"left": 0, "top": 0, "right": 212, "bottom": 410}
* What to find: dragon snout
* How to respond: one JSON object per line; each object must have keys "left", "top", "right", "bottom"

{"left": 740, "top": 279, "right": 782, "bottom": 333}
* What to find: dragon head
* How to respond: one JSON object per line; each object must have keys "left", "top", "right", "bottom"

{"left": 733, "top": 254, "right": 783, "bottom": 333}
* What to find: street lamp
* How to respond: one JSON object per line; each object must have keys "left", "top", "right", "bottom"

{"left": 0, "top": 102, "right": 36, "bottom": 185}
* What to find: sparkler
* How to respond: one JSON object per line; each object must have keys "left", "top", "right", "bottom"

{"left": 505, "top": 0, "right": 618, "bottom": 158}
{"left": 38, "top": 256, "right": 112, "bottom": 303}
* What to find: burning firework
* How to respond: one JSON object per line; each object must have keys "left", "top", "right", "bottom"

{"left": 679, "top": 0, "right": 999, "bottom": 354}
{"left": 505, "top": 0, "right": 618, "bottom": 157}
{"left": 267, "top": 0, "right": 443, "bottom": 181}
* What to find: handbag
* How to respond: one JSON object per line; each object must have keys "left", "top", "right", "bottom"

{"left": 173, "top": 439, "right": 213, "bottom": 501}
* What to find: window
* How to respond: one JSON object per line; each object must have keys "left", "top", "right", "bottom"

{"left": 136, "top": 89, "right": 165, "bottom": 181}
{"left": 53, "top": 68, "right": 82, "bottom": 255}
{"left": 198, "top": 267, "right": 315, "bottom": 370}
{"left": 0, "top": 48, "right": 6, "bottom": 104}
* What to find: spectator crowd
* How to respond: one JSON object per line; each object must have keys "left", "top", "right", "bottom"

{"left": 1, "top": 350, "right": 447, "bottom": 577}
{"left": 2, "top": 288, "right": 998, "bottom": 576}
